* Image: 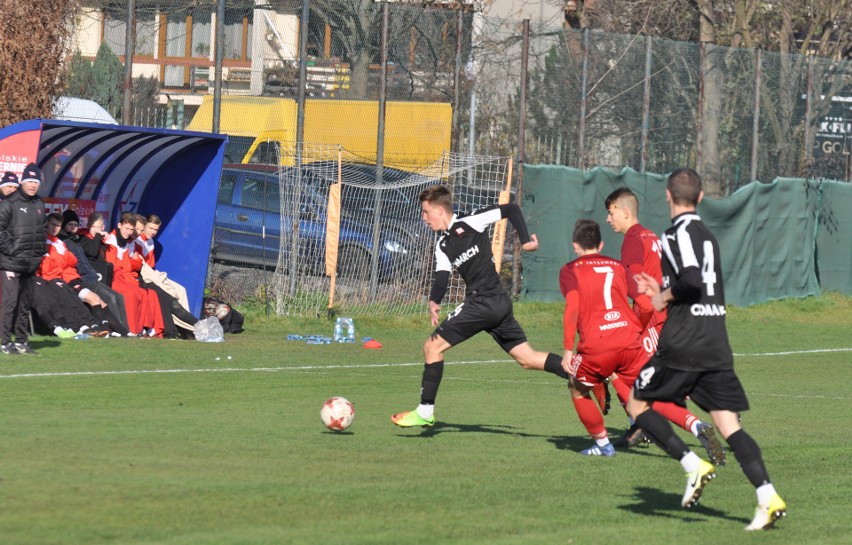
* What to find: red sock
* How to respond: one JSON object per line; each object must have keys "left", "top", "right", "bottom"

{"left": 592, "top": 383, "right": 607, "bottom": 412}
{"left": 611, "top": 375, "right": 631, "bottom": 411}
{"left": 652, "top": 401, "right": 696, "bottom": 433}
{"left": 572, "top": 395, "right": 606, "bottom": 439}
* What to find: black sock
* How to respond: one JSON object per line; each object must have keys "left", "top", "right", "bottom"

{"left": 543, "top": 352, "right": 569, "bottom": 380}
{"left": 420, "top": 361, "right": 444, "bottom": 405}
{"left": 727, "top": 429, "right": 771, "bottom": 487}
{"left": 635, "top": 409, "right": 690, "bottom": 460}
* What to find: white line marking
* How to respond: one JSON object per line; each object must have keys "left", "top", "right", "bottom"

{"left": 733, "top": 348, "right": 852, "bottom": 357}
{"left": 0, "top": 359, "right": 510, "bottom": 379}
{"left": 0, "top": 347, "right": 849, "bottom": 380}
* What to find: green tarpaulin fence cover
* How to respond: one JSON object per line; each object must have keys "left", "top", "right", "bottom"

{"left": 521, "top": 166, "right": 850, "bottom": 307}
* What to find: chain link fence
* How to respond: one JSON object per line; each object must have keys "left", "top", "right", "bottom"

{"left": 63, "top": 2, "right": 851, "bottom": 313}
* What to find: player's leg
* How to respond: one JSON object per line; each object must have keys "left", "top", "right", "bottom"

{"left": 694, "top": 372, "right": 786, "bottom": 530}
{"left": 563, "top": 351, "right": 616, "bottom": 456}
{"left": 628, "top": 362, "right": 716, "bottom": 508}
{"left": 391, "top": 333, "right": 451, "bottom": 427}
{"left": 490, "top": 298, "right": 567, "bottom": 380}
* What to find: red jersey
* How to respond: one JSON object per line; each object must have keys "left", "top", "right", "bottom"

{"left": 104, "top": 231, "right": 145, "bottom": 284}
{"left": 622, "top": 223, "right": 667, "bottom": 329}
{"left": 137, "top": 234, "right": 156, "bottom": 268}
{"left": 39, "top": 236, "right": 80, "bottom": 284}
{"left": 559, "top": 253, "right": 643, "bottom": 355}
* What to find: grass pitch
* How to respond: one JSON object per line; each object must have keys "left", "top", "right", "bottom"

{"left": 0, "top": 294, "right": 850, "bottom": 544}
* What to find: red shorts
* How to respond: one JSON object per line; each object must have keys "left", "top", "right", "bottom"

{"left": 566, "top": 344, "right": 650, "bottom": 387}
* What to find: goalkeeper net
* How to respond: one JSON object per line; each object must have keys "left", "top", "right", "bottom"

{"left": 265, "top": 143, "right": 513, "bottom": 317}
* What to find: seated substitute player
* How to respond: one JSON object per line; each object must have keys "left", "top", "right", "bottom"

{"left": 104, "top": 212, "right": 165, "bottom": 337}
{"left": 59, "top": 209, "right": 129, "bottom": 331}
{"left": 392, "top": 185, "right": 570, "bottom": 428}
{"left": 559, "top": 219, "right": 723, "bottom": 458}
{"left": 627, "top": 168, "right": 786, "bottom": 530}
{"left": 39, "top": 213, "right": 127, "bottom": 336}
{"left": 135, "top": 213, "right": 198, "bottom": 331}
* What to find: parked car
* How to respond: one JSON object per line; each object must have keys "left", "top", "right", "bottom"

{"left": 212, "top": 165, "right": 429, "bottom": 281}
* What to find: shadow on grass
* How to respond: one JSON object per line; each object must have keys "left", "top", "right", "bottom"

{"left": 396, "top": 421, "right": 552, "bottom": 440}
{"left": 618, "top": 485, "right": 749, "bottom": 524}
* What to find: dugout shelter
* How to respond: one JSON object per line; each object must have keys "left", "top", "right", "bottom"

{"left": 0, "top": 119, "right": 226, "bottom": 316}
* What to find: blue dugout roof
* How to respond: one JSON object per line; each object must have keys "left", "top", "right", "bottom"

{"left": 0, "top": 119, "right": 227, "bottom": 317}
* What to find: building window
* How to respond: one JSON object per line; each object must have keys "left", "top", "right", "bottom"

{"left": 103, "top": 8, "right": 156, "bottom": 57}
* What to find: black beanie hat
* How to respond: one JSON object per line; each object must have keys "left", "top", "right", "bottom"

{"left": 62, "top": 209, "right": 80, "bottom": 227}
{"left": 20, "top": 163, "right": 42, "bottom": 185}
{"left": 0, "top": 171, "right": 19, "bottom": 189}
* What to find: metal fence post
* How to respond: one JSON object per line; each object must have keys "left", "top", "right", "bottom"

{"left": 511, "top": 19, "right": 530, "bottom": 298}
{"left": 750, "top": 49, "right": 762, "bottom": 185}
{"left": 578, "top": 28, "right": 589, "bottom": 171}
{"left": 640, "top": 35, "right": 652, "bottom": 173}
{"left": 289, "top": 0, "right": 311, "bottom": 298}
{"left": 696, "top": 41, "right": 704, "bottom": 173}
{"left": 369, "top": 0, "right": 390, "bottom": 300}
{"left": 122, "top": 0, "right": 135, "bottom": 125}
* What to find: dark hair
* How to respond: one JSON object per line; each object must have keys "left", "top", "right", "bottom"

{"left": 667, "top": 168, "right": 702, "bottom": 206}
{"left": 604, "top": 187, "right": 638, "bottom": 214}
{"left": 119, "top": 211, "right": 137, "bottom": 225}
{"left": 46, "top": 212, "right": 64, "bottom": 224}
{"left": 572, "top": 219, "right": 601, "bottom": 250}
{"left": 419, "top": 185, "right": 453, "bottom": 214}
{"left": 133, "top": 213, "right": 146, "bottom": 226}
{"left": 88, "top": 212, "right": 105, "bottom": 226}
{"left": 146, "top": 214, "right": 162, "bottom": 226}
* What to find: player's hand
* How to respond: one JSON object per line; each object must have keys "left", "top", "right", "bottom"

{"left": 429, "top": 300, "right": 441, "bottom": 327}
{"left": 561, "top": 349, "right": 575, "bottom": 376}
{"left": 634, "top": 272, "right": 660, "bottom": 296}
{"left": 521, "top": 234, "right": 539, "bottom": 252}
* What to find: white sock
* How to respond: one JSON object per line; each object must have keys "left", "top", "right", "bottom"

{"left": 690, "top": 421, "right": 702, "bottom": 436}
{"left": 680, "top": 451, "right": 701, "bottom": 473}
{"left": 595, "top": 437, "right": 610, "bottom": 448}
{"left": 756, "top": 483, "right": 777, "bottom": 505}
{"left": 417, "top": 404, "right": 434, "bottom": 419}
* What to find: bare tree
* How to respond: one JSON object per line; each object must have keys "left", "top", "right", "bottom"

{"left": 0, "top": 0, "right": 78, "bottom": 126}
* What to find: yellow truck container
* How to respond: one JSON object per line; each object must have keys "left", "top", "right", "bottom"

{"left": 186, "top": 96, "right": 452, "bottom": 171}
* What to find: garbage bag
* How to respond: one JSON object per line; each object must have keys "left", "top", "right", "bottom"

{"left": 194, "top": 316, "right": 224, "bottom": 343}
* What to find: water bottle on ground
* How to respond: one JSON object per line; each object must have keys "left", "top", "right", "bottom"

{"left": 334, "top": 317, "right": 356, "bottom": 343}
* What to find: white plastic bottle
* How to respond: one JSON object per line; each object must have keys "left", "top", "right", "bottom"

{"left": 334, "top": 317, "right": 356, "bottom": 343}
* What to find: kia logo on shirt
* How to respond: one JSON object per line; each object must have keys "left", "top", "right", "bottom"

{"left": 604, "top": 311, "right": 621, "bottom": 321}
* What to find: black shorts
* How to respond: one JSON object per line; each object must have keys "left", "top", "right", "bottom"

{"left": 632, "top": 359, "right": 750, "bottom": 413}
{"left": 434, "top": 292, "right": 527, "bottom": 353}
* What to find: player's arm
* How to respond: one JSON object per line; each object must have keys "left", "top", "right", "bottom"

{"left": 428, "top": 241, "right": 453, "bottom": 326}
{"left": 463, "top": 203, "right": 539, "bottom": 251}
{"left": 559, "top": 265, "right": 580, "bottom": 369}
{"left": 626, "top": 262, "right": 655, "bottom": 327}
{"left": 621, "top": 236, "right": 654, "bottom": 326}
{"left": 636, "top": 267, "right": 701, "bottom": 311}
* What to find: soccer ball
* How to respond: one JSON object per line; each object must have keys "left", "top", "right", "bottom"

{"left": 320, "top": 397, "right": 355, "bottom": 431}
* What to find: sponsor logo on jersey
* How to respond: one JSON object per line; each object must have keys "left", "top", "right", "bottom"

{"left": 453, "top": 245, "right": 480, "bottom": 268}
{"left": 690, "top": 303, "right": 726, "bottom": 316}
{"left": 455, "top": 226, "right": 465, "bottom": 236}
{"left": 599, "top": 320, "right": 628, "bottom": 331}
{"left": 604, "top": 311, "right": 621, "bottom": 321}
{"left": 666, "top": 233, "right": 676, "bottom": 241}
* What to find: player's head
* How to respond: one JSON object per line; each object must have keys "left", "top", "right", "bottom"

{"left": 667, "top": 168, "right": 703, "bottom": 207}
{"left": 572, "top": 219, "right": 603, "bottom": 254}
{"left": 419, "top": 185, "right": 453, "bottom": 231}
{"left": 45, "top": 212, "right": 64, "bottom": 237}
{"left": 604, "top": 187, "right": 639, "bottom": 233}
{"left": 118, "top": 211, "right": 138, "bottom": 239}
{"left": 144, "top": 214, "right": 162, "bottom": 239}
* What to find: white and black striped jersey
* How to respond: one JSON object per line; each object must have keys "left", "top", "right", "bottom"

{"left": 657, "top": 212, "right": 734, "bottom": 371}
{"left": 432, "top": 204, "right": 530, "bottom": 300}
